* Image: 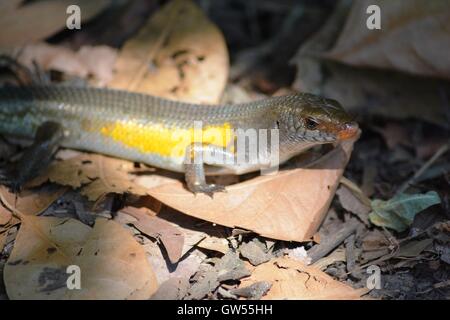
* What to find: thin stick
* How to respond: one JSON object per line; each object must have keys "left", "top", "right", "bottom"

{"left": 397, "top": 143, "right": 449, "bottom": 194}
{"left": 307, "top": 219, "right": 360, "bottom": 264}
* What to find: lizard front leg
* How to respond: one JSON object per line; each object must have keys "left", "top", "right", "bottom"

{"left": 183, "top": 143, "right": 234, "bottom": 197}
{"left": 0, "top": 121, "right": 64, "bottom": 192}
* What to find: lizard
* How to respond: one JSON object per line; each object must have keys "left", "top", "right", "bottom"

{"left": 0, "top": 85, "right": 358, "bottom": 196}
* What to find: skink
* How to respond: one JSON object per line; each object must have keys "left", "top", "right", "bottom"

{"left": 0, "top": 85, "right": 358, "bottom": 195}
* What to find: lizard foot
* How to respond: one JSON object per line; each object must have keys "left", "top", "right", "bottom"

{"left": 189, "top": 183, "right": 226, "bottom": 198}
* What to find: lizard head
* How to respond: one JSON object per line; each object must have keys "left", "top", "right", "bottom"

{"left": 279, "top": 93, "right": 359, "bottom": 143}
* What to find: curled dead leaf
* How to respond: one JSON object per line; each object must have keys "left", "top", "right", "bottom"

{"left": 326, "top": 0, "right": 450, "bottom": 80}
{"left": 139, "top": 136, "right": 358, "bottom": 242}
{"left": 292, "top": 0, "right": 450, "bottom": 126}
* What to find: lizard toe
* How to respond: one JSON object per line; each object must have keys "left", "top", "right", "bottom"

{"left": 190, "top": 183, "right": 227, "bottom": 198}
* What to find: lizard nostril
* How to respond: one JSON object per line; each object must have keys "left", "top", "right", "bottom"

{"left": 337, "top": 122, "right": 359, "bottom": 140}
{"left": 346, "top": 122, "right": 358, "bottom": 130}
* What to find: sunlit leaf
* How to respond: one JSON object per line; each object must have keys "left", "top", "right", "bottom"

{"left": 109, "top": 0, "right": 228, "bottom": 104}
{"left": 239, "top": 257, "right": 367, "bottom": 299}
{"left": 4, "top": 216, "right": 158, "bottom": 299}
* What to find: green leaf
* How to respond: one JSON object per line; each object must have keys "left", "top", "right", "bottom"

{"left": 369, "top": 191, "right": 441, "bottom": 232}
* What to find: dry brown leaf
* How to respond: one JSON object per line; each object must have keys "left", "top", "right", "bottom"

{"left": 109, "top": 0, "right": 228, "bottom": 103}
{"left": 77, "top": 46, "right": 118, "bottom": 85}
{"left": 371, "top": 123, "right": 412, "bottom": 150}
{"left": 0, "top": 0, "right": 22, "bottom": 15}
{"left": 0, "top": 205, "right": 12, "bottom": 226}
{"left": 0, "top": 231, "right": 6, "bottom": 252}
{"left": 149, "top": 277, "right": 190, "bottom": 300}
{"left": 156, "top": 207, "right": 230, "bottom": 255}
{"left": 0, "top": 0, "right": 110, "bottom": 47}
{"left": 8, "top": 43, "right": 117, "bottom": 85}
{"left": 141, "top": 234, "right": 205, "bottom": 285}
{"left": 395, "top": 238, "right": 433, "bottom": 258}
{"left": 138, "top": 137, "right": 357, "bottom": 242}
{"left": 326, "top": 0, "right": 450, "bottom": 80}
{"left": 0, "top": 214, "right": 21, "bottom": 237}
{"left": 4, "top": 216, "right": 157, "bottom": 299}
{"left": 239, "top": 257, "right": 367, "bottom": 300}
{"left": 0, "top": 185, "right": 66, "bottom": 216}
{"left": 121, "top": 206, "right": 185, "bottom": 264}
{"left": 31, "top": 138, "right": 355, "bottom": 242}
{"left": 195, "top": 235, "right": 230, "bottom": 254}
{"left": 13, "top": 43, "right": 87, "bottom": 78}
{"left": 186, "top": 251, "right": 251, "bottom": 300}
{"left": 117, "top": 204, "right": 207, "bottom": 285}
{"left": 239, "top": 239, "right": 271, "bottom": 266}
{"left": 32, "top": 154, "right": 148, "bottom": 201}
{"left": 339, "top": 177, "right": 371, "bottom": 206}
{"left": 319, "top": 64, "right": 449, "bottom": 126}
{"left": 292, "top": 0, "right": 449, "bottom": 127}
{"left": 312, "top": 248, "right": 346, "bottom": 271}
{"left": 362, "top": 230, "right": 390, "bottom": 252}
{"left": 336, "top": 184, "right": 371, "bottom": 225}
{"left": 120, "top": 203, "right": 229, "bottom": 256}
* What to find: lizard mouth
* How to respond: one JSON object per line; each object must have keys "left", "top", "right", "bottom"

{"left": 336, "top": 122, "right": 359, "bottom": 140}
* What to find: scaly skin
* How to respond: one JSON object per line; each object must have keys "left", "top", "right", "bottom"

{"left": 0, "top": 85, "right": 358, "bottom": 194}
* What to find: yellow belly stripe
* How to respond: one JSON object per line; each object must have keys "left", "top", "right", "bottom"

{"left": 100, "top": 121, "right": 234, "bottom": 158}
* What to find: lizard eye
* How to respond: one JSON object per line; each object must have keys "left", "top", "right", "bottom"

{"left": 305, "top": 117, "right": 319, "bottom": 130}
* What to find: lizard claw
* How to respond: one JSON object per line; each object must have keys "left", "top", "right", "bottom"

{"left": 190, "top": 183, "right": 227, "bottom": 198}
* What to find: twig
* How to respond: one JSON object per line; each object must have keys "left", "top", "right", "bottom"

{"left": 307, "top": 219, "right": 360, "bottom": 264}
{"left": 0, "top": 191, "right": 25, "bottom": 221}
{"left": 397, "top": 143, "right": 449, "bottom": 194}
{"left": 416, "top": 279, "right": 450, "bottom": 294}
{"left": 345, "top": 233, "right": 360, "bottom": 279}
